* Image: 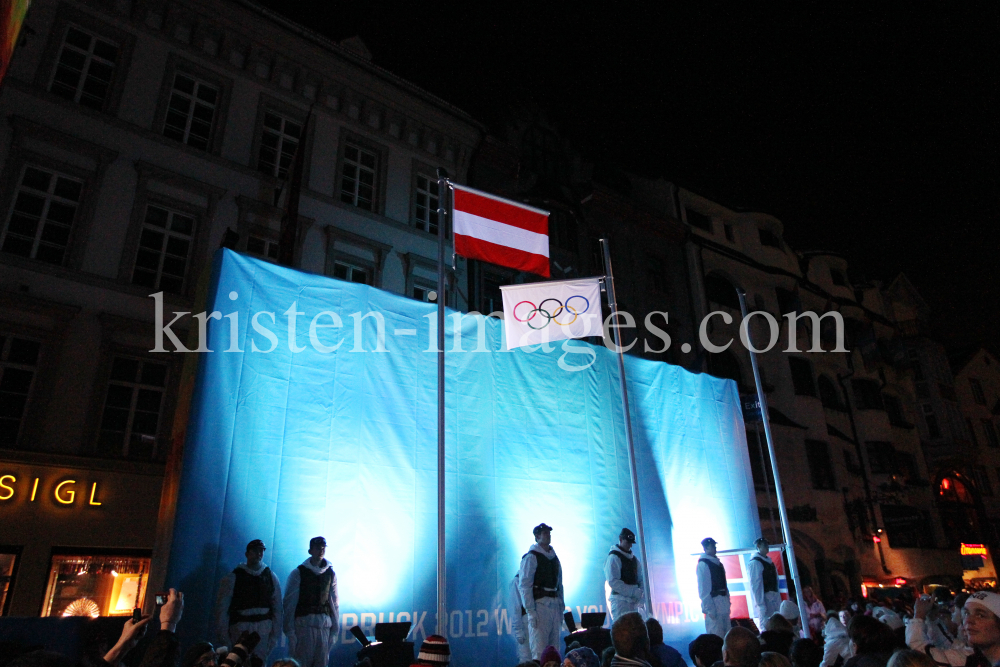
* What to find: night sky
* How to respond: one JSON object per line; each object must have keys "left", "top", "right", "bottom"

{"left": 260, "top": 2, "right": 997, "bottom": 355}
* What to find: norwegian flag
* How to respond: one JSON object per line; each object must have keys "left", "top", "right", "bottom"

{"left": 719, "top": 551, "right": 789, "bottom": 620}
{"left": 452, "top": 184, "right": 550, "bottom": 277}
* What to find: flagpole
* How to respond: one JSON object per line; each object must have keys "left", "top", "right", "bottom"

{"left": 435, "top": 168, "right": 449, "bottom": 636}
{"left": 600, "top": 238, "right": 654, "bottom": 615}
{"left": 736, "top": 287, "right": 810, "bottom": 637}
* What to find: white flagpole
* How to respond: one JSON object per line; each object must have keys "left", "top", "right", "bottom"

{"left": 736, "top": 287, "right": 811, "bottom": 637}
{"left": 600, "top": 238, "right": 654, "bottom": 614}
{"left": 435, "top": 168, "right": 450, "bottom": 636}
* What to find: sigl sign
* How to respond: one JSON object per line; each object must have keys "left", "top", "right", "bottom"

{"left": 962, "top": 543, "right": 987, "bottom": 570}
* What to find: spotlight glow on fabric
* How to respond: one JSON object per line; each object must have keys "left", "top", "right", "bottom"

{"left": 166, "top": 250, "right": 761, "bottom": 665}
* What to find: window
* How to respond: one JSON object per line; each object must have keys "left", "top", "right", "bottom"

{"left": 880, "top": 505, "right": 933, "bottom": 548}
{"left": 246, "top": 235, "right": 279, "bottom": 261}
{"left": 162, "top": 73, "right": 218, "bottom": 150}
{"left": 973, "top": 467, "right": 994, "bottom": 497}
{"left": 805, "top": 440, "right": 836, "bottom": 490}
{"left": 1, "top": 166, "right": 82, "bottom": 265}
{"left": 844, "top": 449, "right": 861, "bottom": 475}
{"left": 851, "top": 379, "right": 884, "bottom": 410}
{"left": 414, "top": 173, "right": 440, "bottom": 234}
{"left": 830, "top": 269, "right": 847, "bottom": 287}
{"left": 924, "top": 405, "right": 941, "bottom": 439}
{"left": 788, "top": 357, "right": 816, "bottom": 397}
{"left": 908, "top": 349, "right": 924, "bottom": 381}
{"left": 256, "top": 112, "right": 301, "bottom": 179}
{"left": 340, "top": 143, "right": 377, "bottom": 211}
{"left": 96, "top": 357, "right": 168, "bottom": 459}
{"left": 41, "top": 551, "right": 150, "bottom": 617}
{"left": 746, "top": 429, "right": 775, "bottom": 491}
{"left": 704, "top": 274, "right": 739, "bottom": 310}
{"left": 983, "top": 420, "right": 1000, "bottom": 448}
{"left": 818, "top": 375, "right": 844, "bottom": 410}
{"left": 894, "top": 451, "right": 919, "bottom": 482}
{"left": 883, "top": 394, "right": 910, "bottom": 427}
{"left": 49, "top": 26, "right": 118, "bottom": 110}
{"left": 724, "top": 224, "right": 735, "bottom": 242}
{"left": 131, "top": 205, "right": 195, "bottom": 294}
{"left": 971, "top": 379, "right": 987, "bottom": 405}
{"left": 478, "top": 270, "right": 507, "bottom": 315}
{"left": 549, "top": 210, "right": 577, "bottom": 253}
{"left": 969, "top": 418, "right": 980, "bottom": 446}
{"left": 759, "top": 228, "right": 781, "bottom": 248}
{"left": 0, "top": 548, "right": 21, "bottom": 616}
{"left": 0, "top": 335, "right": 41, "bottom": 447}
{"left": 412, "top": 284, "right": 435, "bottom": 302}
{"left": 332, "top": 260, "right": 369, "bottom": 285}
{"left": 685, "top": 208, "right": 712, "bottom": 232}
{"left": 866, "top": 441, "right": 895, "bottom": 474}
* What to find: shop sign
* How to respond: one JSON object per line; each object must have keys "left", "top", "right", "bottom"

{"left": 0, "top": 473, "right": 103, "bottom": 507}
{"left": 962, "top": 543, "right": 987, "bottom": 570}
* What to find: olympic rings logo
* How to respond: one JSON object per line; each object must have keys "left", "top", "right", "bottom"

{"left": 512, "top": 295, "right": 591, "bottom": 329}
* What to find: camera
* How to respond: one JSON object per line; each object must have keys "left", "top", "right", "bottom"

{"left": 219, "top": 630, "right": 261, "bottom": 667}
{"left": 155, "top": 593, "right": 168, "bottom": 606}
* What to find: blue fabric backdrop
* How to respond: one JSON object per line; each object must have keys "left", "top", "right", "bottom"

{"left": 165, "top": 249, "right": 759, "bottom": 665}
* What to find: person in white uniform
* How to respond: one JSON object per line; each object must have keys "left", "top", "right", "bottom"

{"left": 518, "top": 523, "right": 564, "bottom": 660}
{"left": 283, "top": 536, "right": 339, "bottom": 667}
{"left": 747, "top": 537, "right": 781, "bottom": 629}
{"left": 604, "top": 527, "right": 644, "bottom": 621}
{"left": 214, "top": 539, "right": 283, "bottom": 661}
{"left": 696, "top": 537, "right": 731, "bottom": 639}
{"left": 508, "top": 573, "right": 532, "bottom": 663}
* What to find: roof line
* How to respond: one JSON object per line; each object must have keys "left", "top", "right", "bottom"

{"left": 230, "top": 0, "right": 487, "bottom": 131}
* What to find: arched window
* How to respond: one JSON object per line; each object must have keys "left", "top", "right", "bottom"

{"left": 818, "top": 375, "right": 844, "bottom": 411}
{"left": 705, "top": 273, "right": 740, "bottom": 310}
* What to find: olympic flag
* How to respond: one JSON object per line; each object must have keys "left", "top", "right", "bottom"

{"left": 500, "top": 277, "right": 603, "bottom": 350}
{"left": 453, "top": 184, "right": 550, "bottom": 277}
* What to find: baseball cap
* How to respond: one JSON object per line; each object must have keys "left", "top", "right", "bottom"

{"left": 701, "top": 537, "right": 717, "bottom": 547}
{"left": 246, "top": 539, "right": 265, "bottom": 551}
{"left": 754, "top": 537, "right": 768, "bottom": 546}
{"left": 620, "top": 528, "right": 636, "bottom": 542}
{"left": 309, "top": 536, "right": 327, "bottom": 548}
{"left": 965, "top": 591, "right": 1000, "bottom": 619}
{"left": 533, "top": 523, "right": 553, "bottom": 537}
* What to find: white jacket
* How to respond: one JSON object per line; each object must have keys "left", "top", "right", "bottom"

{"left": 518, "top": 544, "right": 563, "bottom": 614}
{"left": 696, "top": 554, "right": 724, "bottom": 614}
{"left": 214, "top": 562, "right": 283, "bottom": 650}
{"left": 509, "top": 574, "right": 527, "bottom": 639}
{"left": 821, "top": 617, "right": 853, "bottom": 667}
{"left": 906, "top": 617, "right": 973, "bottom": 667}
{"left": 283, "top": 558, "right": 339, "bottom": 640}
{"left": 604, "top": 545, "right": 643, "bottom": 601}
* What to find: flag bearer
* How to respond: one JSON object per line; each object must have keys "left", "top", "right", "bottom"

{"left": 605, "top": 527, "right": 645, "bottom": 621}
{"left": 697, "top": 537, "right": 731, "bottom": 638}
{"left": 519, "top": 523, "right": 564, "bottom": 660}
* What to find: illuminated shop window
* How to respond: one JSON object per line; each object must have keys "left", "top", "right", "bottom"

{"left": 0, "top": 548, "right": 21, "bottom": 615}
{"left": 41, "top": 552, "right": 150, "bottom": 617}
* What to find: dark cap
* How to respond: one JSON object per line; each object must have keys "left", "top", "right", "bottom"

{"left": 310, "top": 536, "right": 327, "bottom": 548}
{"left": 619, "top": 528, "right": 636, "bottom": 542}
{"left": 246, "top": 539, "right": 266, "bottom": 552}
{"left": 754, "top": 537, "right": 769, "bottom": 546}
{"left": 701, "top": 537, "right": 717, "bottom": 547}
{"left": 533, "top": 523, "right": 553, "bottom": 537}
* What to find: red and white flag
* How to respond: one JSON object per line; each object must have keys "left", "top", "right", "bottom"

{"left": 452, "top": 184, "right": 550, "bottom": 277}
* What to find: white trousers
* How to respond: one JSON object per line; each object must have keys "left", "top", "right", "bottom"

{"left": 704, "top": 595, "right": 732, "bottom": 639}
{"left": 516, "top": 614, "right": 533, "bottom": 663}
{"left": 754, "top": 591, "right": 782, "bottom": 628}
{"left": 289, "top": 624, "right": 333, "bottom": 667}
{"left": 529, "top": 596, "right": 564, "bottom": 660}
{"left": 227, "top": 620, "right": 274, "bottom": 661}
{"left": 609, "top": 595, "right": 642, "bottom": 622}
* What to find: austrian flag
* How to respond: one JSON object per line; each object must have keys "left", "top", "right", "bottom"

{"left": 452, "top": 184, "right": 550, "bottom": 277}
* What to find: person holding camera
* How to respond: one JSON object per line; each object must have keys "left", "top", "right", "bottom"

{"left": 605, "top": 527, "right": 644, "bottom": 621}
{"left": 214, "top": 539, "right": 283, "bottom": 661}
{"left": 518, "top": 523, "right": 564, "bottom": 661}
{"left": 283, "top": 536, "right": 339, "bottom": 667}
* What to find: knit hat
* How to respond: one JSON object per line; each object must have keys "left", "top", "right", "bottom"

{"left": 540, "top": 645, "right": 561, "bottom": 665}
{"left": 965, "top": 591, "right": 1000, "bottom": 619}
{"left": 779, "top": 600, "right": 799, "bottom": 622}
{"left": 565, "top": 646, "right": 600, "bottom": 667}
{"left": 417, "top": 634, "right": 450, "bottom": 664}
{"left": 872, "top": 606, "right": 904, "bottom": 630}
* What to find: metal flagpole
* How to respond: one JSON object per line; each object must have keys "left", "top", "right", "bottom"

{"left": 600, "top": 238, "right": 654, "bottom": 614}
{"left": 436, "top": 168, "right": 450, "bottom": 636}
{"left": 736, "top": 287, "right": 810, "bottom": 637}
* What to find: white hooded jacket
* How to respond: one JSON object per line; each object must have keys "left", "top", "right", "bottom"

{"left": 283, "top": 558, "right": 339, "bottom": 636}
{"left": 214, "top": 561, "right": 283, "bottom": 649}
{"left": 518, "top": 544, "right": 563, "bottom": 614}
{"left": 821, "top": 617, "right": 853, "bottom": 667}
{"left": 604, "top": 545, "right": 643, "bottom": 601}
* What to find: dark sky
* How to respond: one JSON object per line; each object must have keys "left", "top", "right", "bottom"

{"left": 260, "top": 2, "right": 998, "bottom": 355}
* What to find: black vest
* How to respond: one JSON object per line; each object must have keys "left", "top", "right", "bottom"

{"left": 229, "top": 566, "right": 275, "bottom": 622}
{"left": 610, "top": 550, "right": 639, "bottom": 586}
{"left": 699, "top": 557, "right": 729, "bottom": 596}
{"left": 752, "top": 555, "right": 778, "bottom": 593}
{"left": 526, "top": 551, "right": 560, "bottom": 599}
{"left": 295, "top": 564, "right": 334, "bottom": 618}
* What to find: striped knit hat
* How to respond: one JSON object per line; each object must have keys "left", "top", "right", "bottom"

{"left": 416, "top": 634, "right": 450, "bottom": 664}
